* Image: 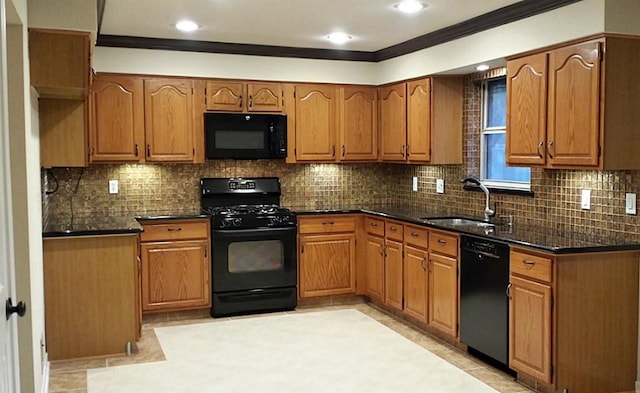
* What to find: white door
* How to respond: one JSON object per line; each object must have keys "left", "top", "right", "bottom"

{"left": 0, "top": 0, "right": 20, "bottom": 390}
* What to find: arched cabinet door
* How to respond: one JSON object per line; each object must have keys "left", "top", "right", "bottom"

{"left": 294, "top": 84, "right": 338, "bottom": 162}
{"left": 379, "top": 83, "right": 407, "bottom": 161}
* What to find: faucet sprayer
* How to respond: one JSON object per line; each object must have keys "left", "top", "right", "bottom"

{"left": 461, "top": 176, "right": 496, "bottom": 222}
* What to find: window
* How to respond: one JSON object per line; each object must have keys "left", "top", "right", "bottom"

{"left": 480, "top": 77, "right": 530, "bottom": 190}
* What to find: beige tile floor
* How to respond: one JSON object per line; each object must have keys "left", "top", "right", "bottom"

{"left": 49, "top": 303, "right": 535, "bottom": 393}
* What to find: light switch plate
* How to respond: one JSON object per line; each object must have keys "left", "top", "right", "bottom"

{"left": 436, "top": 179, "right": 445, "bottom": 194}
{"left": 109, "top": 180, "right": 119, "bottom": 194}
{"left": 412, "top": 177, "right": 418, "bottom": 192}
{"left": 581, "top": 189, "right": 591, "bottom": 210}
{"left": 626, "top": 193, "right": 636, "bottom": 215}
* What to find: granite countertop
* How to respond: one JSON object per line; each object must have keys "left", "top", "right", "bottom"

{"left": 289, "top": 203, "right": 640, "bottom": 254}
{"left": 42, "top": 208, "right": 208, "bottom": 238}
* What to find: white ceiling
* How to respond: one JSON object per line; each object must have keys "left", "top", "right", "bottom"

{"left": 100, "top": 0, "right": 522, "bottom": 52}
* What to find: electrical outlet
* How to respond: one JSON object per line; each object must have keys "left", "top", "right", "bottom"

{"left": 626, "top": 193, "right": 636, "bottom": 215}
{"left": 109, "top": 180, "right": 119, "bottom": 194}
{"left": 412, "top": 177, "right": 418, "bottom": 192}
{"left": 581, "top": 189, "right": 591, "bottom": 210}
{"left": 436, "top": 179, "right": 445, "bottom": 194}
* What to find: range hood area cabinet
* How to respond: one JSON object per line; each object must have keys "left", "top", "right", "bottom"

{"left": 287, "top": 84, "right": 377, "bottom": 163}
{"left": 89, "top": 74, "right": 204, "bottom": 164}
{"left": 378, "top": 76, "right": 463, "bottom": 164}
{"left": 205, "top": 81, "right": 284, "bottom": 112}
{"left": 30, "top": 29, "right": 92, "bottom": 168}
{"left": 506, "top": 35, "right": 640, "bottom": 170}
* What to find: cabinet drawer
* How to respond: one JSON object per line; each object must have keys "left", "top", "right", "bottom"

{"left": 140, "top": 220, "right": 209, "bottom": 242}
{"left": 429, "top": 230, "right": 458, "bottom": 257}
{"left": 364, "top": 217, "right": 384, "bottom": 236}
{"left": 298, "top": 216, "right": 356, "bottom": 234}
{"left": 385, "top": 221, "right": 404, "bottom": 241}
{"left": 510, "top": 250, "right": 552, "bottom": 282}
{"left": 404, "top": 225, "right": 428, "bottom": 249}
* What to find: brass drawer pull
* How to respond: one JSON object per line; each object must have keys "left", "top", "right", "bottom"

{"left": 438, "top": 239, "right": 446, "bottom": 244}
{"left": 390, "top": 227, "right": 397, "bottom": 231}
{"left": 322, "top": 221, "right": 335, "bottom": 225}
{"left": 522, "top": 260, "right": 536, "bottom": 266}
{"left": 411, "top": 232, "right": 419, "bottom": 237}
{"left": 167, "top": 227, "right": 182, "bottom": 232}
{"left": 370, "top": 223, "right": 378, "bottom": 227}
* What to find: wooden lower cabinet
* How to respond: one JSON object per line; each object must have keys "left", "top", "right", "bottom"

{"left": 384, "top": 238, "right": 403, "bottom": 310}
{"left": 43, "top": 234, "right": 139, "bottom": 360}
{"left": 298, "top": 215, "right": 357, "bottom": 298}
{"left": 428, "top": 252, "right": 458, "bottom": 336}
{"left": 365, "top": 233, "right": 385, "bottom": 302}
{"left": 509, "top": 275, "right": 552, "bottom": 383}
{"left": 509, "top": 246, "right": 639, "bottom": 393}
{"left": 403, "top": 245, "right": 428, "bottom": 321}
{"left": 139, "top": 219, "right": 211, "bottom": 312}
{"left": 140, "top": 240, "right": 210, "bottom": 311}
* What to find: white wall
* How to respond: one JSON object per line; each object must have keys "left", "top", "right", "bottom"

{"left": 94, "top": 0, "right": 608, "bottom": 85}
{"left": 26, "top": 0, "right": 96, "bottom": 39}
{"left": 7, "top": 0, "right": 45, "bottom": 392}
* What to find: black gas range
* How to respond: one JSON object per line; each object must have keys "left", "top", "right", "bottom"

{"left": 200, "top": 177, "right": 297, "bottom": 317}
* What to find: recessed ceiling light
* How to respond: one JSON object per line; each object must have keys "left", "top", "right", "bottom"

{"left": 476, "top": 64, "right": 490, "bottom": 71}
{"left": 326, "top": 32, "right": 352, "bottom": 45}
{"left": 395, "top": 0, "right": 427, "bottom": 14}
{"left": 175, "top": 20, "right": 199, "bottom": 32}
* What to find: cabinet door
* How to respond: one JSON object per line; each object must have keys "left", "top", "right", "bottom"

{"left": 379, "top": 84, "right": 407, "bottom": 161}
{"left": 295, "top": 84, "right": 338, "bottom": 161}
{"left": 90, "top": 75, "right": 144, "bottom": 162}
{"left": 509, "top": 275, "right": 552, "bottom": 384}
{"left": 141, "top": 240, "right": 210, "bottom": 312}
{"left": 506, "top": 52, "right": 548, "bottom": 166}
{"left": 144, "top": 79, "right": 195, "bottom": 162}
{"left": 407, "top": 78, "right": 431, "bottom": 162}
{"left": 299, "top": 233, "right": 356, "bottom": 297}
{"left": 39, "top": 99, "right": 88, "bottom": 168}
{"left": 340, "top": 86, "right": 377, "bottom": 161}
{"left": 404, "top": 246, "right": 428, "bottom": 322}
{"left": 428, "top": 252, "right": 458, "bottom": 336}
{"left": 365, "top": 234, "right": 385, "bottom": 302}
{"left": 548, "top": 41, "right": 601, "bottom": 167}
{"left": 385, "top": 239, "right": 403, "bottom": 311}
{"left": 247, "top": 83, "right": 283, "bottom": 112}
{"left": 205, "top": 81, "right": 244, "bottom": 111}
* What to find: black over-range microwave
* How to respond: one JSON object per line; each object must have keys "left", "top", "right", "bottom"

{"left": 204, "top": 112, "right": 287, "bottom": 159}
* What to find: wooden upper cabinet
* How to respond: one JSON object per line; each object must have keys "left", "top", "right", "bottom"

{"left": 40, "top": 99, "right": 88, "bottom": 168}
{"left": 506, "top": 52, "right": 548, "bottom": 166}
{"left": 294, "top": 84, "right": 338, "bottom": 161}
{"left": 144, "top": 78, "right": 195, "bottom": 162}
{"left": 379, "top": 83, "right": 407, "bottom": 161}
{"left": 90, "top": 75, "right": 144, "bottom": 163}
{"left": 379, "top": 77, "right": 462, "bottom": 164}
{"left": 407, "top": 78, "right": 431, "bottom": 162}
{"left": 29, "top": 28, "right": 91, "bottom": 99}
{"left": 340, "top": 86, "right": 377, "bottom": 161}
{"left": 205, "top": 81, "right": 283, "bottom": 112}
{"left": 547, "top": 41, "right": 601, "bottom": 167}
{"left": 205, "top": 81, "right": 244, "bottom": 111}
{"left": 507, "top": 35, "right": 640, "bottom": 170}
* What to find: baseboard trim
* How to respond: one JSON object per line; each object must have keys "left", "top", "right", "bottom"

{"left": 40, "top": 355, "right": 50, "bottom": 393}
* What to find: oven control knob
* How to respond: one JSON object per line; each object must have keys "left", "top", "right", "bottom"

{"left": 222, "top": 218, "right": 242, "bottom": 228}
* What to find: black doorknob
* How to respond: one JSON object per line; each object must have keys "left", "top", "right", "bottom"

{"left": 5, "top": 298, "right": 26, "bottom": 320}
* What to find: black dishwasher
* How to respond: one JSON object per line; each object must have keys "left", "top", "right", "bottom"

{"left": 460, "top": 235, "right": 510, "bottom": 368}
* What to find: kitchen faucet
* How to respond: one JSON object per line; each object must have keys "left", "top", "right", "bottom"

{"left": 461, "top": 176, "right": 496, "bottom": 222}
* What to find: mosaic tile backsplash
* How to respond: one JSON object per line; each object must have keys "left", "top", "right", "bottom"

{"left": 42, "top": 73, "right": 640, "bottom": 241}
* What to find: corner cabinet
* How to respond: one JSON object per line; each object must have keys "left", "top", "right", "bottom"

{"left": 507, "top": 35, "right": 640, "bottom": 170}
{"left": 379, "top": 76, "right": 462, "bottom": 164}
{"left": 509, "top": 246, "right": 639, "bottom": 393}
{"left": 298, "top": 215, "right": 357, "bottom": 298}
{"left": 205, "top": 81, "right": 283, "bottom": 112}
{"left": 144, "top": 79, "right": 196, "bottom": 162}
{"left": 139, "top": 219, "right": 211, "bottom": 312}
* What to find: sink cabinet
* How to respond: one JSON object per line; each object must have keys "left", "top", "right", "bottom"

{"left": 506, "top": 35, "right": 640, "bottom": 169}
{"left": 509, "top": 246, "right": 639, "bottom": 392}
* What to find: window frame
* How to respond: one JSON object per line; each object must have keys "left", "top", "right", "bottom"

{"left": 479, "top": 77, "right": 531, "bottom": 192}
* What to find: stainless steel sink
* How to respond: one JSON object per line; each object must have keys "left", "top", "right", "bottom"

{"left": 422, "top": 217, "right": 497, "bottom": 228}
